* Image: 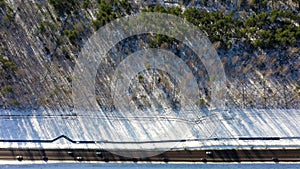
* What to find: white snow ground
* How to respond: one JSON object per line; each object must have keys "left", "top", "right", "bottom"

{"left": 0, "top": 109, "right": 299, "bottom": 150}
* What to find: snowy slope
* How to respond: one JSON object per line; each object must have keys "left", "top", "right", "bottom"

{"left": 0, "top": 109, "right": 299, "bottom": 150}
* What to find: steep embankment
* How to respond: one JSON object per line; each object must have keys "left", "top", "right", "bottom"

{"left": 0, "top": 0, "right": 299, "bottom": 110}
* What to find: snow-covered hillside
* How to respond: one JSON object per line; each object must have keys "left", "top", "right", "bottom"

{"left": 0, "top": 109, "right": 299, "bottom": 150}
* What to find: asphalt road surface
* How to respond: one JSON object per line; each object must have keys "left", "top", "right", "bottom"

{"left": 0, "top": 149, "right": 300, "bottom": 163}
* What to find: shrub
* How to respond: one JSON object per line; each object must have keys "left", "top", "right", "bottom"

{"left": 0, "top": 56, "right": 18, "bottom": 70}
{"left": 198, "top": 99, "right": 206, "bottom": 106}
{"left": 2, "top": 13, "right": 14, "bottom": 26}
{"left": 138, "top": 74, "right": 143, "bottom": 81}
{"left": 82, "top": 0, "right": 90, "bottom": 9}
{"left": 0, "top": 0, "right": 6, "bottom": 8}
{"left": 48, "top": 0, "right": 79, "bottom": 16}
{"left": 11, "top": 100, "right": 20, "bottom": 106}
{"left": 64, "top": 29, "right": 79, "bottom": 44}
{"left": 38, "top": 21, "right": 56, "bottom": 33}
{"left": 92, "top": 1, "right": 119, "bottom": 30}
{"left": 1, "top": 85, "right": 13, "bottom": 94}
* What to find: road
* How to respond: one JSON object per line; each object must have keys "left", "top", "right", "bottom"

{"left": 0, "top": 149, "right": 299, "bottom": 163}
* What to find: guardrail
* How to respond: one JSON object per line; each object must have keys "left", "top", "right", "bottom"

{"left": 1, "top": 135, "right": 300, "bottom": 144}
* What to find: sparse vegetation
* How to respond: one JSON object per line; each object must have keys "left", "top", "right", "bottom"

{"left": 0, "top": 0, "right": 299, "bottom": 109}
{"left": 10, "top": 100, "right": 20, "bottom": 106}
{"left": 0, "top": 85, "right": 13, "bottom": 94}
{"left": 198, "top": 99, "right": 206, "bottom": 106}
{"left": 64, "top": 28, "right": 80, "bottom": 44}
{"left": 92, "top": 0, "right": 131, "bottom": 30}
{"left": 138, "top": 74, "right": 143, "bottom": 81}
{"left": 82, "top": 0, "right": 90, "bottom": 9}
{"left": 48, "top": 0, "right": 79, "bottom": 16}
{"left": 64, "top": 22, "right": 84, "bottom": 44}
{"left": 0, "top": 0, "right": 7, "bottom": 8}
{"left": 38, "top": 21, "right": 57, "bottom": 33}
{"left": 0, "top": 55, "right": 17, "bottom": 70}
